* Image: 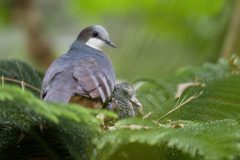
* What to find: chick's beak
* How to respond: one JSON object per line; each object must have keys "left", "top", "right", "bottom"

{"left": 104, "top": 40, "right": 116, "bottom": 48}
{"left": 130, "top": 96, "right": 142, "bottom": 107}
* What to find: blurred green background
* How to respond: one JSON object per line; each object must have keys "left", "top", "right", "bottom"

{"left": 0, "top": 0, "right": 240, "bottom": 80}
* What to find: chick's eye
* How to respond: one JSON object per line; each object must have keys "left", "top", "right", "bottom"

{"left": 92, "top": 32, "right": 98, "bottom": 37}
{"left": 123, "top": 90, "right": 129, "bottom": 96}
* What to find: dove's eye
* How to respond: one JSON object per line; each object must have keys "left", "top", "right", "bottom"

{"left": 92, "top": 32, "right": 99, "bottom": 38}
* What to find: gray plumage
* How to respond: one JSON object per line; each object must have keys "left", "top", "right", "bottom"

{"left": 41, "top": 25, "right": 115, "bottom": 104}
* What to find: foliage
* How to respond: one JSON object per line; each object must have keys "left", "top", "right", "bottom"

{"left": 0, "top": 60, "right": 116, "bottom": 160}
{"left": 0, "top": 0, "right": 11, "bottom": 24}
{"left": 0, "top": 0, "right": 235, "bottom": 79}
{"left": 0, "top": 60, "right": 42, "bottom": 95}
{"left": 94, "top": 120, "right": 239, "bottom": 160}
{"left": 136, "top": 59, "right": 240, "bottom": 122}
{"left": 0, "top": 59, "right": 240, "bottom": 160}
{"left": 71, "top": 0, "right": 227, "bottom": 40}
{"left": 70, "top": 0, "right": 231, "bottom": 79}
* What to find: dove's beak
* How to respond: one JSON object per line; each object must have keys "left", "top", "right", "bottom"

{"left": 104, "top": 40, "right": 116, "bottom": 48}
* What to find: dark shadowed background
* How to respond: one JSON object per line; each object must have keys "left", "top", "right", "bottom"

{"left": 0, "top": 0, "right": 239, "bottom": 80}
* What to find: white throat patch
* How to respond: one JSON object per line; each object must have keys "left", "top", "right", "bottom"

{"left": 86, "top": 38, "right": 105, "bottom": 50}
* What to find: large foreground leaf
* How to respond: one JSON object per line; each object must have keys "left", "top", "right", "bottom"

{"left": 93, "top": 120, "right": 240, "bottom": 160}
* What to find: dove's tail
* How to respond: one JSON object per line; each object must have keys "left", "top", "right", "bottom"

{"left": 42, "top": 88, "right": 73, "bottom": 104}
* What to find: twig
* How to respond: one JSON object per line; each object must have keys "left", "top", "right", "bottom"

{"left": 156, "top": 91, "right": 203, "bottom": 122}
{"left": 21, "top": 81, "right": 25, "bottom": 91}
{"left": 0, "top": 76, "right": 41, "bottom": 93}
{"left": 175, "top": 82, "right": 205, "bottom": 99}
{"left": 116, "top": 124, "right": 150, "bottom": 130}
{"left": 142, "top": 112, "right": 152, "bottom": 120}
{"left": 1, "top": 75, "right": 4, "bottom": 87}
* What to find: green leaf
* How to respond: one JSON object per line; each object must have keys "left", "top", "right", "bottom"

{"left": 93, "top": 120, "right": 240, "bottom": 160}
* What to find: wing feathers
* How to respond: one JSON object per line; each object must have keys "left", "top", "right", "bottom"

{"left": 97, "top": 73, "right": 112, "bottom": 98}
{"left": 73, "top": 66, "right": 113, "bottom": 102}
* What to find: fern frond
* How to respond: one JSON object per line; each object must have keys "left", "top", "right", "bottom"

{"left": 93, "top": 120, "right": 240, "bottom": 160}
{"left": 136, "top": 59, "right": 240, "bottom": 122}
{"left": 0, "top": 60, "right": 42, "bottom": 96}
{"left": 0, "top": 85, "right": 116, "bottom": 125}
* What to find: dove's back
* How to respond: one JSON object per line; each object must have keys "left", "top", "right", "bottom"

{"left": 41, "top": 41, "right": 115, "bottom": 104}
